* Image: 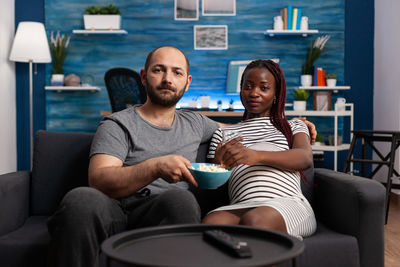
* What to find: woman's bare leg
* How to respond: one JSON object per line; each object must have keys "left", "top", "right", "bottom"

{"left": 202, "top": 208, "right": 249, "bottom": 225}
{"left": 240, "top": 206, "right": 287, "bottom": 233}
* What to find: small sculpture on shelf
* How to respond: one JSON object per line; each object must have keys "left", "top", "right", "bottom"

{"left": 64, "top": 74, "right": 81, "bottom": 86}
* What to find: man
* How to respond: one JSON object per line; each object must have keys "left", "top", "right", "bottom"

{"left": 47, "top": 46, "right": 316, "bottom": 267}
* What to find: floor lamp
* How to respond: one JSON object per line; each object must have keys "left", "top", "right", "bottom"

{"left": 9, "top": 22, "right": 51, "bottom": 169}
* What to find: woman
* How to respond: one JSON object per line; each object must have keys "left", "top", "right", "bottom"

{"left": 202, "top": 59, "right": 316, "bottom": 239}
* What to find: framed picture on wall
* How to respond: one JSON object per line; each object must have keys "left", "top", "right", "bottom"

{"left": 313, "top": 91, "right": 332, "bottom": 111}
{"left": 226, "top": 59, "right": 280, "bottom": 93}
{"left": 175, "top": 0, "right": 199, "bottom": 20}
{"left": 202, "top": 0, "right": 236, "bottom": 16}
{"left": 194, "top": 25, "right": 228, "bottom": 50}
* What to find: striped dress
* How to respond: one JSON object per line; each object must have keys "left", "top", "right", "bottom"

{"left": 207, "top": 117, "right": 316, "bottom": 239}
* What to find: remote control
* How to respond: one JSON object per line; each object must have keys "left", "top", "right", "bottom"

{"left": 203, "top": 229, "right": 252, "bottom": 258}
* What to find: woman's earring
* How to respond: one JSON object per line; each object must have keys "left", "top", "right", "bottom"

{"left": 273, "top": 97, "right": 276, "bottom": 104}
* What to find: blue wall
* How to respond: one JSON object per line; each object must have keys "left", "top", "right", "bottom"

{"left": 44, "top": 0, "right": 345, "bottom": 132}
{"left": 15, "top": 0, "right": 374, "bottom": 170}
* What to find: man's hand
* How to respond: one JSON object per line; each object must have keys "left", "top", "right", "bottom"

{"left": 156, "top": 155, "right": 198, "bottom": 187}
{"left": 295, "top": 117, "right": 317, "bottom": 144}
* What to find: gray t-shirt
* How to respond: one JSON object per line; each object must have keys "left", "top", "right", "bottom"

{"left": 90, "top": 105, "right": 219, "bottom": 194}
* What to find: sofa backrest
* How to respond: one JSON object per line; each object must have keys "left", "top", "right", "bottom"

{"left": 31, "top": 130, "right": 94, "bottom": 215}
{"left": 30, "top": 131, "right": 314, "bottom": 216}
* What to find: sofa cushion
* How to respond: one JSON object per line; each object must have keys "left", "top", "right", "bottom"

{"left": 31, "top": 131, "right": 94, "bottom": 215}
{"left": 278, "top": 222, "right": 360, "bottom": 267}
{"left": 0, "top": 216, "right": 49, "bottom": 267}
{"left": 300, "top": 222, "right": 360, "bottom": 267}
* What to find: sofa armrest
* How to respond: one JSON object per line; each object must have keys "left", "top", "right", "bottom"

{"left": 0, "top": 171, "right": 30, "bottom": 236}
{"left": 314, "top": 168, "right": 385, "bottom": 267}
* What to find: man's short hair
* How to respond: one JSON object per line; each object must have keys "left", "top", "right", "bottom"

{"left": 144, "top": 46, "right": 190, "bottom": 74}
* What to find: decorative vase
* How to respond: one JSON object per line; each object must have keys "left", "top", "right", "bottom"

{"left": 273, "top": 16, "right": 283, "bottom": 30}
{"left": 293, "top": 100, "right": 307, "bottom": 111}
{"left": 300, "top": 16, "right": 309, "bottom": 31}
{"left": 51, "top": 74, "right": 64, "bottom": 86}
{"left": 301, "top": 75, "right": 312, "bottom": 86}
{"left": 84, "top": 15, "right": 121, "bottom": 30}
{"left": 326, "top": 79, "right": 337, "bottom": 87}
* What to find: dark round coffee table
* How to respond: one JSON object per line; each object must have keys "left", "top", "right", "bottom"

{"left": 102, "top": 224, "right": 304, "bottom": 267}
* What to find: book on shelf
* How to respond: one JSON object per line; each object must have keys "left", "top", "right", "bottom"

{"left": 296, "top": 8, "right": 302, "bottom": 30}
{"left": 313, "top": 66, "right": 318, "bottom": 86}
{"left": 317, "top": 68, "right": 326, "bottom": 86}
{"left": 278, "top": 6, "right": 304, "bottom": 31}
{"left": 287, "top": 5, "right": 293, "bottom": 31}
{"left": 292, "top": 8, "right": 298, "bottom": 30}
{"left": 281, "top": 8, "right": 288, "bottom": 30}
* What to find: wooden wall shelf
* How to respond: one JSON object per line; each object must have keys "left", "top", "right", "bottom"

{"left": 72, "top": 29, "right": 128, "bottom": 35}
{"left": 264, "top": 29, "right": 319, "bottom": 37}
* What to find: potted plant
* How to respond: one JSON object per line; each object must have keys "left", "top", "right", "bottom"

{"left": 217, "top": 100, "right": 223, "bottom": 111}
{"left": 293, "top": 89, "right": 309, "bottom": 111}
{"left": 314, "top": 134, "right": 325, "bottom": 146}
{"left": 227, "top": 99, "right": 234, "bottom": 111}
{"left": 84, "top": 4, "right": 121, "bottom": 30}
{"left": 326, "top": 73, "right": 337, "bottom": 87}
{"left": 301, "top": 35, "right": 331, "bottom": 86}
{"left": 49, "top": 31, "right": 71, "bottom": 86}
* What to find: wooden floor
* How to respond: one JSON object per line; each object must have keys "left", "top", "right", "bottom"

{"left": 385, "top": 194, "right": 400, "bottom": 267}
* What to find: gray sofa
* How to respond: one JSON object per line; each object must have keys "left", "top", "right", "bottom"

{"left": 0, "top": 130, "right": 385, "bottom": 267}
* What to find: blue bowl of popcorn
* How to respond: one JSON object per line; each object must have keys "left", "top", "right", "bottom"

{"left": 189, "top": 163, "right": 232, "bottom": 189}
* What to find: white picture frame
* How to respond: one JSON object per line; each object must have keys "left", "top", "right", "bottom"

{"left": 226, "top": 59, "right": 280, "bottom": 93}
{"left": 194, "top": 25, "right": 228, "bottom": 50}
{"left": 174, "top": 0, "right": 199, "bottom": 21}
{"left": 202, "top": 0, "right": 236, "bottom": 16}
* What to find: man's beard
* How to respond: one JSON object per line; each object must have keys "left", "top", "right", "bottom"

{"left": 146, "top": 80, "right": 187, "bottom": 107}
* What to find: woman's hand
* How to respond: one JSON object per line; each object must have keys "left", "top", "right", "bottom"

{"left": 215, "top": 137, "right": 258, "bottom": 169}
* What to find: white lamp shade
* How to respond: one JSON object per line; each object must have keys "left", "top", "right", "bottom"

{"left": 9, "top": 21, "right": 51, "bottom": 63}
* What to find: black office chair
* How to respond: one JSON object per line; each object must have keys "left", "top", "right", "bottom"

{"left": 104, "top": 67, "right": 147, "bottom": 112}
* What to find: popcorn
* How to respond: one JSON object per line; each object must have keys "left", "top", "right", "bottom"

{"left": 197, "top": 164, "right": 229, "bottom": 172}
